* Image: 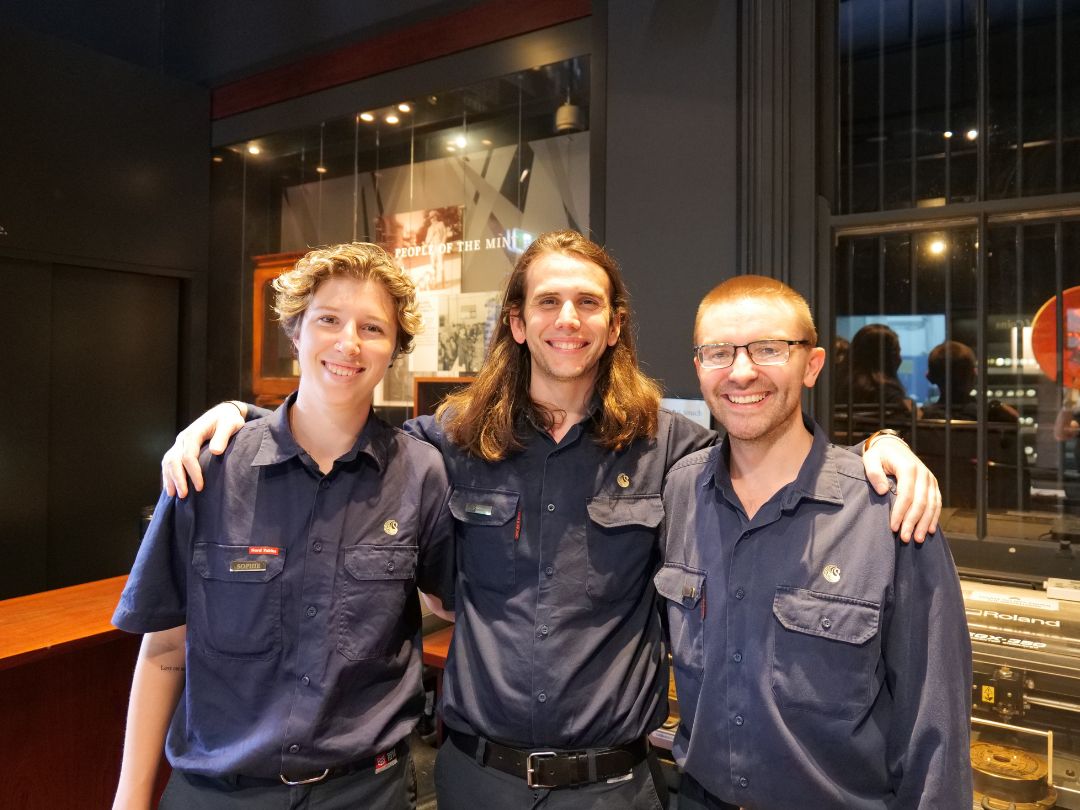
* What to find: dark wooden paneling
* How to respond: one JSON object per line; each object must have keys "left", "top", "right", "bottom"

{"left": 0, "top": 26, "right": 210, "bottom": 274}
{"left": 211, "top": 0, "right": 590, "bottom": 119}
{"left": 0, "top": 635, "right": 142, "bottom": 809}
{"left": 47, "top": 266, "right": 180, "bottom": 590}
{"left": 0, "top": 260, "right": 52, "bottom": 597}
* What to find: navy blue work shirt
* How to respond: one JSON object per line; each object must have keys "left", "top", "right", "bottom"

{"left": 113, "top": 394, "right": 454, "bottom": 780}
{"left": 406, "top": 407, "right": 714, "bottom": 748}
{"left": 657, "top": 415, "right": 972, "bottom": 809}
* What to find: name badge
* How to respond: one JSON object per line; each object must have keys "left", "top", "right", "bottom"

{"left": 465, "top": 503, "right": 493, "bottom": 516}
{"left": 230, "top": 560, "right": 268, "bottom": 572}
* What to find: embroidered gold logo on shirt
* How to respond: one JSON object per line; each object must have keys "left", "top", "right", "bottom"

{"left": 822, "top": 564, "right": 841, "bottom": 583}
{"left": 383, "top": 519, "right": 399, "bottom": 536}
{"left": 230, "top": 560, "right": 267, "bottom": 572}
{"left": 616, "top": 473, "right": 631, "bottom": 488}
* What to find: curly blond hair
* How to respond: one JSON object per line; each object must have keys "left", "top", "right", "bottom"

{"left": 273, "top": 242, "right": 422, "bottom": 355}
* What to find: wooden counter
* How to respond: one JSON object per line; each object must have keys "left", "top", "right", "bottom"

{"left": 0, "top": 575, "right": 128, "bottom": 670}
{"left": 0, "top": 576, "right": 145, "bottom": 809}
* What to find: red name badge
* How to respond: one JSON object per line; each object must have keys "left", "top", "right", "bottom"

{"left": 247, "top": 546, "right": 280, "bottom": 555}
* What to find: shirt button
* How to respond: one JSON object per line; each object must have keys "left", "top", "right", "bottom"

{"left": 386, "top": 561, "right": 395, "bottom": 573}
{"left": 732, "top": 651, "right": 743, "bottom": 663}
{"left": 320, "top": 480, "right": 330, "bottom": 489}
{"left": 734, "top": 715, "right": 744, "bottom": 726}
{"left": 734, "top": 587, "right": 745, "bottom": 600}
{"left": 545, "top": 565, "right": 554, "bottom": 577}
{"left": 739, "top": 777, "right": 749, "bottom": 789}
{"left": 537, "top": 691, "right": 547, "bottom": 703}
{"left": 301, "top": 675, "right": 310, "bottom": 686}
{"left": 821, "top": 617, "right": 832, "bottom": 629}
{"left": 538, "top": 625, "right": 550, "bottom": 637}
{"left": 546, "top": 503, "right": 555, "bottom": 512}
{"left": 306, "top": 605, "right": 317, "bottom": 617}
{"left": 312, "top": 542, "right": 323, "bottom": 553}
{"left": 289, "top": 744, "right": 300, "bottom": 754}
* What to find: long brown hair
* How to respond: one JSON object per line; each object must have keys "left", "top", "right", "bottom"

{"left": 438, "top": 230, "right": 662, "bottom": 460}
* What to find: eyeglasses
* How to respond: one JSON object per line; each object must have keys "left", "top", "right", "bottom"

{"left": 693, "top": 339, "right": 811, "bottom": 369}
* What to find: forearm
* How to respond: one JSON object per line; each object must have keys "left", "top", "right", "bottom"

{"left": 113, "top": 626, "right": 187, "bottom": 810}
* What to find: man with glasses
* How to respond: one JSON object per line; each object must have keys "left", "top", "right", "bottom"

{"left": 658, "top": 275, "right": 971, "bottom": 809}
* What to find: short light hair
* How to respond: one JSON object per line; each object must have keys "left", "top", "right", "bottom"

{"left": 695, "top": 275, "right": 817, "bottom": 346}
{"left": 273, "top": 242, "right": 422, "bottom": 355}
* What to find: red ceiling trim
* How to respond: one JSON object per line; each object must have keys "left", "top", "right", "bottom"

{"left": 211, "top": 0, "right": 591, "bottom": 120}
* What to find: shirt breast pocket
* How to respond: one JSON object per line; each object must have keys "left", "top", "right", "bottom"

{"left": 654, "top": 564, "right": 706, "bottom": 682}
{"left": 585, "top": 494, "right": 663, "bottom": 603}
{"left": 770, "top": 586, "right": 882, "bottom": 719}
{"left": 448, "top": 486, "right": 519, "bottom": 593}
{"left": 337, "top": 545, "right": 418, "bottom": 661}
{"left": 191, "top": 542, "right": 285, "bottom": 659}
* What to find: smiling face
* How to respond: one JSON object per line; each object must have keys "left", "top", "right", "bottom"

{"left": 509, "top": 252, "right": 621, "bottom": 399}
{"left": 293, "top": 277, "right": 397, "bottom": 413}
{"left": 695, "top": 296, "right": 825, "bottom": 447}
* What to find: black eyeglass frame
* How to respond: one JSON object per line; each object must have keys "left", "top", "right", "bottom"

{"left": 692, "top": 339, "right": 812, "bottom": 369}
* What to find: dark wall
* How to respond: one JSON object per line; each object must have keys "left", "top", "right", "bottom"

{"left": 0, "top": 26, "right": 210, "bottom": 598}
{"left": 601, "top": 2, "right": 740, "bottom": 398}
{"left": 163, "top": 0, "right": 480, "bottom": 84}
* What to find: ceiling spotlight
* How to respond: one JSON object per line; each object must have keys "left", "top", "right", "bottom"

{"left": 447, "top": 145, "right": 457, "bottom": 153}
{"left": 943, "top": 131, "right": 953, "bottom": 139}
{"left": 966, "top": 129, "right": 978, "bottom": 141}
{"left": 385, "top": 113, "right": 400, "bottom": 125}
{"left": 316, "top": 166, "right": 327, "bottom": 174}
{"left": 481, "top": 138, "right": 493, "bottom": 147}
{"left": 247, "top": 145, "right": 261, "bottom": 155}
{"left": 360, "top": 112, "right": 375, "bottom": 122}
{"left": 212, "top": 155, "right": 224, "bottom": 163}
{"left": 397, "top": 103, "right": 411, "bottom": 113}
{"left": 454, "top": 135, "right": 467, "bottom": 148}
{"left": 929, "top": 239, "right": 946, "bottom": 256}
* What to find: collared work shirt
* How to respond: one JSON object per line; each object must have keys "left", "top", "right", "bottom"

{"left": 657, "top": 416, "right": 972, "bottom": 809}
{"left": 407, "top": 409, "right": 714, "bottom": 748}
{"left": 114, "top": 396, "right": 454, "bottom": 779}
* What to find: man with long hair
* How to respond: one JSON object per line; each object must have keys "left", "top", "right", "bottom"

{"left": 161, "top": 231, "right": 940, "bottom": 809}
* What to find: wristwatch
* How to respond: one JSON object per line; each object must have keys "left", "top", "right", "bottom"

{"left": 863, "top": 428, "right": 906, "bottom": 453}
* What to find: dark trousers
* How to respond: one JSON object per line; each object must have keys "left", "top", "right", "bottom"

{"left": 158, "top": 749, "right": 416, "bottom": 810}
{"left": 434, "top": 730, "right": 668, "bottom": 810}
{"left": 676, "top": 772, "right": 740, "bottom": 810}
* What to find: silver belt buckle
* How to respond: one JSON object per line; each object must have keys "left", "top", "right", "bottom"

{"left": 280, "top": 768, "right": 330, "bottom": 786}
{"left": 526, "top": 751, "right": 557, "bottom": 788}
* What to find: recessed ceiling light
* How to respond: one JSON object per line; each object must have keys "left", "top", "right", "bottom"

{"left": 385, "top": 114, "right": 400, "bottom": 125}
{"left": 454, "top": 135, "right": 467, "bottom": 148}
{"left": 398, "top": 103, "right": 411, "bottom": 113}
{"left": 943, "top": 131, "right": 953, "bottom": 139}
{"left": 929, "top": 239, "right": 946, "bottom": 255}
{"left": 360, "top": 112, "right": 375, "bottom": 122}
{"left": 247, "top": 145, "right": 261, "bottom": 155}
{"left": 212, "top": 155, "right": 224, "bottom": 163}
{"left": 316, "top": 166, "right": 327, "bottom": 174}
{"left": 481, "top": 138, "right": 492, "bottom": 146}
{"left": 966, "top": 129, "right": 978, "bottom": 140}
{"left": 447, "top": 145, "right": 457, "bottom": 152}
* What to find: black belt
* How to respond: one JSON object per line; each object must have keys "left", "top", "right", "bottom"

{"left": 448, "top": 729, "right": 648, "bottom": 789}
{"left": 208, "top": 740, "right": 408, "bottom": 788}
